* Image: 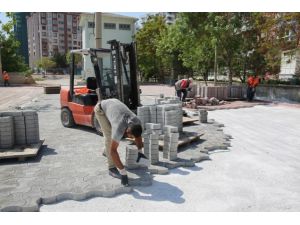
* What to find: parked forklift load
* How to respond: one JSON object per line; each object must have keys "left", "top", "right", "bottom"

{"left": 60, "top": 40, "right": 141, "bottom": 134}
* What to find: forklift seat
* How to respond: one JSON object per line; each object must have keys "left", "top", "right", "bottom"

{"left": 72, "top": 77, "right": 98, "bottom": 106}
{"left": 86, "top": 77, "right": 97, "bottom": 90}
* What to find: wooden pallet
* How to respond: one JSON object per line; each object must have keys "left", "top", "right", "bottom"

{"left": 127, "top": 132, "right": 204, "bottom": 149}
{"left": 182, "top": 116, "right": 198, "bottom": 125}
{"left": 158, "top": 131, "right": 204, "bottom": 149}
{"left": 0, "top": 139, "right": 44, "bottom": 161}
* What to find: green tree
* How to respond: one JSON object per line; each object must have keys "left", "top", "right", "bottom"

{"left": 66, "top": 51, "right": 82, "bottom": 65}
{"left": 52, "top": 52, "right": 67, "bottom": 68}
{"left": 0, "top": 13, "right": 28, "bottom": 72}
{"left": 135, "top": 15, "right": 167, "bottom": 82}
{"left": 35, "top": 57, "right": 56, "bottom": 75}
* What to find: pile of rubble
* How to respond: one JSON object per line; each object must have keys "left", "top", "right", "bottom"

{"left": 184, "top": 96, "right": 229, "bottom": 109}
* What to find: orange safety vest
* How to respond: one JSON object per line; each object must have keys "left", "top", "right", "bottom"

{"left": 247, "top": 76, "right": 259, "bottom": 88}
{"left": 3, "top": 74, "right": 9, "bottom": 81}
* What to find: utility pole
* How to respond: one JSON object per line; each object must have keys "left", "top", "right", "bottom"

{"left": 214, "top": 43, "right": 217, "bottom": 86}
{"left": 0, "top": 42, "right": 2, "bottom": 78}
{"left": 95, "top": 12, "right": 102, "bottom": 48}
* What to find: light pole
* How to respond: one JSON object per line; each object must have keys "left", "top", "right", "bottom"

{"left": 0, "top": 42, "right": 2, "bottom": 78}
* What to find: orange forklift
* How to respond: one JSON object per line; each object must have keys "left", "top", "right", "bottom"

{"left": 60, "top": 40, "right": 140, "bottom": 134}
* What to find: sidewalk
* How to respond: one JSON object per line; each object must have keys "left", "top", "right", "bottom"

{"left": 41, "top": 104, "right": 300, "bottom": 211}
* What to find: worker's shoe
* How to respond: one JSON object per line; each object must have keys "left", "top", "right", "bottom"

{"left": 136, "top": 152, "right": 150, "bottom": 167}
{"left": 108, "top": 167, "right": 121, "bottom": 179}
{"left": 121, "top": 175, "right": 129, "bottom": 186}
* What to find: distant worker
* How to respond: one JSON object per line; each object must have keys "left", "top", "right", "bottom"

{"left": 3, "top": 71, "right": 10, "bottom": 87}
{"left": 175, "top": 77, "right": 193, "bottom": 101}
{"left": 94, "top": 98, "right": 149, "bottom": 186}
{"left": 247, "top": 73, "right": 260, "bottom": 101}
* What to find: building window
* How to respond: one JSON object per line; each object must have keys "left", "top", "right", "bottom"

{"left": 42, "top": 26, "right": 46, "bottom": 30}
{"left": 42, "top": 32, "right": 47, "bottom": 37}
{"left": 119, "top": 24, "right": 131, "bottom": 30}
{"left": 73, "top": 34, "right": 77, "bottom": 39}
{"left": 104, "top": 23, "right": 116, "bottom": 29}
{"left": 59, "top": 21, "right": 64, "bottom": 25}
{"left": 73, "top": 41, "right": 77, "bottom": 45}
{"left": 53, "top": 39, "right": 58, "bottom": 43}
{"left": 67, "top": 28, "right": 71, "bottom": 32}
{"left": 88, "top": 22, "right": 95, "bottom": 28}
{"left": 53, "top": 32, "right": 58, "bottom": 37}
{"left": 53, "top": 20, "right": 57, "bottom": 25}
{"left": 59, "top": 27, "right": 64, "bottom": 31}
{"left": 68, "top": 34, "right": 72, "bottom": 38}
{"left": 41, "top": 19, "right": 46, "bottom": 24}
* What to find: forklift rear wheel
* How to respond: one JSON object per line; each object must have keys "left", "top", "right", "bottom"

{"left": 93, "top": 115, "right": 103, "bottom": 136}
{"left": 61, "top": 108, "right": 75, "bottom": 127}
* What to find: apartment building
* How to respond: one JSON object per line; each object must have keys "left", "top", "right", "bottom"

{"left": 27, "top": 12, "right": 82, "bottom": 68}
{"left": 140, "top": 12, "right": 177, "bottom": 27}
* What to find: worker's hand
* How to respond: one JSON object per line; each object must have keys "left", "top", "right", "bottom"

{"left": 121, "top": 175, "right": 129, "bottom": 186}
{"left": 136, "top": 152, "right": 150, "bottom": 167}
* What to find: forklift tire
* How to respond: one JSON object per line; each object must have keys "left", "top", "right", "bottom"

{"left": 92, "top": 114, "right": 103, "bottom": 136}
{"left": 61, "top": 108, "right": 75, "bottom": 128}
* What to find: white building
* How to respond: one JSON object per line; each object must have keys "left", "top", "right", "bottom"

{"left": 79, "top": 13, "right": 137, "bottom": 78}
{"left": 279, "top": 49, "right": 300, "bottom": 80}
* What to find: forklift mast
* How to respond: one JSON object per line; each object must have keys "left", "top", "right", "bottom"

{"left": 107, "top": 39, "right": 140, "bottom": 110}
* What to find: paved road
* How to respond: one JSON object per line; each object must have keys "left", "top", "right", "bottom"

{"left": 41, "top": 104, "right": 300, "bottom": 211}
{"left": 0, "top": 86, "right": 43, "bottom": 111}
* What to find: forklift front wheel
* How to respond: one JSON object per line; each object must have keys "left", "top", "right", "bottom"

{"left": 61, "top": 108, "right": 75, "bottom": 127}
{"left": 92, "top": 114, "right": 103, "bottom": 136}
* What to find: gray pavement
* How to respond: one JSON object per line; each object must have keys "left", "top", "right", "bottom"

{"left": 0, "top": 91, "right": 230, "bottom": 211}
{"left": 40, "top": 104, "right": 300, "bottom": 211}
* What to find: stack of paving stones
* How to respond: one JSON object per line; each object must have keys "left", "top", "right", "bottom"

{"left": 137, "top": 106, "right": 150, "bottom": 130}
{"left": 144, "top": 123, "right": 161, "bottom": 165}
{"left": 0, "top": 116, "right": 15, "bottom": 149}
{"left": 163, "top": 125, "right": 179, "bottom": 160}
{"left": 199, "top": 109, "right": 208, "bottom": 123}
{"left": 125, "top": 145, "right": 138, "bottom": 169}
{"left": 1, "top": 111, "right": 26, "bottom": 145}
{"left": 0, "top": 110, "right": 40, "bottom": 150}
{"left": 23, "top": 110, "right": 40, "bottom": 144}
{"left": 149, "top": 106, "right": 157, "bottom": 123}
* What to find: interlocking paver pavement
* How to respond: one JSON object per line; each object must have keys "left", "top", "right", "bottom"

{"left": 0, "top": 91, "right": 231, "bottom": 211}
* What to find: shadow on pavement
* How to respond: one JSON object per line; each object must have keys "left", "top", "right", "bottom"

{"left": 132, "top": 179, "right": 185, "bottom": 204}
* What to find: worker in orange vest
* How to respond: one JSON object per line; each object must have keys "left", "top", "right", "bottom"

{"left": 3, "top": 71, "right": 10, "bottom": 87}
{"left": 175, "top": 77, "right": 193, "bottom": 101}
{"left": 247, "top": 73, "right": 260, "bottom": 101}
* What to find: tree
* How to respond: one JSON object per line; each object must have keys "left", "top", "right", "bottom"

{"left": 135, "top": 15, "right": 167, "bottom": 82}
{"left": 66, "top": 51, "right": 82, "bottom": 65}
{"left": 0, "top": 13, "right": 28, "bottom": 72}
{"left": 52, "top": 52, "right": 67, "bottom": 68}
{"left": 35, "top": 57, "right": 56, "bottom": 75}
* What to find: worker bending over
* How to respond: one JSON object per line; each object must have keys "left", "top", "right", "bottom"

{"left": 94, "top": 98, "right": 149, "bottom": 186}
{"left": 175, "top": 78, "right": 193, "bottom": 101}
{"left": 247, "top": 74, "right": 260, "bottom": 101}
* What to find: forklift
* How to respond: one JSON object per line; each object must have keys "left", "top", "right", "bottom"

{"left": 60, "top": 39, "right": 141, "bottom": 134}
